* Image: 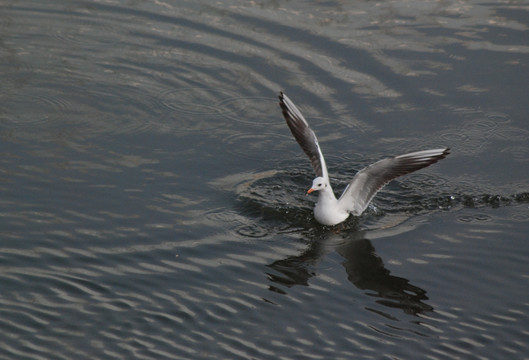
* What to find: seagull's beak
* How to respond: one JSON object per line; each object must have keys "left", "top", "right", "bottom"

{"left": 307, "top": 188, "right": 315, "bottom": 195}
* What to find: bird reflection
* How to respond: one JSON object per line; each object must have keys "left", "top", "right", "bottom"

{"left": 266, "top": 230, "right": 432, "bottom": 315}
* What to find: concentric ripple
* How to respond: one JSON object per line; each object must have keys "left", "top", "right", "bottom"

{"left": 218, "top": 96, "right": 279, "bottom": 124}
{"left": 156, "top": 87, "right": 239, "bottom": 116}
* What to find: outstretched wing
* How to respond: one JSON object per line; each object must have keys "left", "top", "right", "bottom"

{"left": 338, "top": 148, "right": 450, "bottom": 215}
{"left": 279, "top": 92, "right": 328, "bottom": 181}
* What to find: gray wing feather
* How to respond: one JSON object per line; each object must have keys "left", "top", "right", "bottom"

{"left": 279, "top": 92, "right": 328, "bottom": 180}
{"left": 339, "top": 148, "right": 450, "bottom": 215}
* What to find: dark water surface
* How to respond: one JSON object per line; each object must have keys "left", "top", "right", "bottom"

{"left": 1, "top": 1, "right": 529, "bottom": 359}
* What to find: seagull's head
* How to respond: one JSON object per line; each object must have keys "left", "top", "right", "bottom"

{"left": 307, "top": 177, "right": 328, "bottom": 194}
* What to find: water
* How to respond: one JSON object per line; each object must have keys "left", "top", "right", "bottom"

{"left": 1, "top": 1, "right": 529, "bottom": 359}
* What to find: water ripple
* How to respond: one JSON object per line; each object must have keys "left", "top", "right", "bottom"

{"left": 53, "top": 16, "right": 124, "bottom": 48}
{"left": 236, "top": 224, "right": 269, "bottom": 238}
{"left": 224, "top": 133, "right": 294, "bottom": 162}
{"left": 155, "top": 87, "right": 239, "bottom": 116}
{"left": 218, "top": 96, "right": 278, "bottom": 124}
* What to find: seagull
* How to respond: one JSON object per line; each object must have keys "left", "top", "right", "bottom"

{"left": 278, "top": 91, "right": 450, "bottom": 226}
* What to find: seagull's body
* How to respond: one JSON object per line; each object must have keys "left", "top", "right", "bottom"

{"left": 278, "top": 92, "right": 450, "bottom": 226}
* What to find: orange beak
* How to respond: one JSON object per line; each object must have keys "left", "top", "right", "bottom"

{"left": 307, "top": 188, "right": 315, "bottom": 194}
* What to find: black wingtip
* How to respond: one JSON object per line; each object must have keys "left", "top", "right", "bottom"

{"left": 278, "top": 91, "right": 291, "bottom": 119}
{"left": 436, "top": 148, "right": 451, "bottom": 161}
{"left": 278, "top": 90, "right": 284, "bottom": 100}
